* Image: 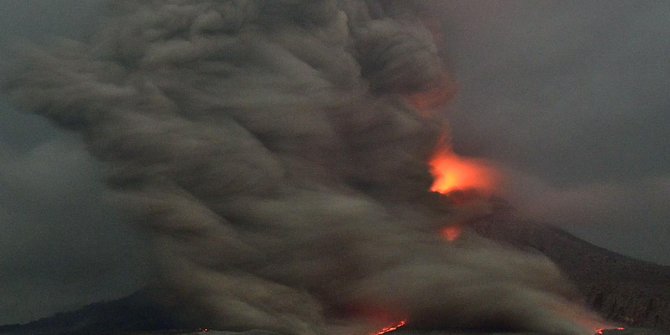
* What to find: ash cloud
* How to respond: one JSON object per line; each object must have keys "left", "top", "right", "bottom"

{"left": 3, "top": 1, "right": 605, "bottom": 334}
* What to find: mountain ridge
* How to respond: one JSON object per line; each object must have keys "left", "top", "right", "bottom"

{"left": 470, "top": 200, "right": 670, "bottom": 331}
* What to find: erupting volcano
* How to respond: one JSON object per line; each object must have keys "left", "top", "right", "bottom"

{"left": 429, "top": 149, "right": 499, "bottom": 196}
{"left": 3, "top": 1, "right": 615, "bottom": 334}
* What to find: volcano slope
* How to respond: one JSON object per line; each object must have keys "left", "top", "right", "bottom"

{"left": 469, "top": 199, "right": 670, "bottom": 332}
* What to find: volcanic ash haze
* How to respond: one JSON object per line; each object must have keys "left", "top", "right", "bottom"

{"left": 3, "top": 1, "right": 608, "bottom": 334}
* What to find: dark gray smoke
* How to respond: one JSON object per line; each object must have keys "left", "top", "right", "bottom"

{"left": 2, "top": 1, "right": 606, "bottom": 334}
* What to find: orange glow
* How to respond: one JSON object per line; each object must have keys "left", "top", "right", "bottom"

{"left": 595, "top": 327, "right": 626, "bottom": 335}
{"left": 429, "top": 150, "right": 497, "bottom": 196}
{"left": 372, "top": 320, "right": 407, "bottom": 335}
{"left": 441, "top": 226, "right": 462, "bottom": 242}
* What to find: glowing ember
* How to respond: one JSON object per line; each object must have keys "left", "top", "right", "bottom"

{"left": 595, "top": 327, "right": 626, "bottom": 335}
{"left": 429, "top": 150, "right": 497, "bottom": 196}
{"left": 373, "top": 320, "right": 407, "bottom": 335}
{"left": 441, "top": 225, "right": 462, "bottom": 242}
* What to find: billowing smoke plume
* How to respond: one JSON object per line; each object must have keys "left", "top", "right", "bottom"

{"left": 3, "top": 1, "right": 605, "bottom": 334}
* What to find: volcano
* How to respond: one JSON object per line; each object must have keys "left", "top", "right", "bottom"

{"left": 2, "top": 1, "right": 668, "bottom": 334}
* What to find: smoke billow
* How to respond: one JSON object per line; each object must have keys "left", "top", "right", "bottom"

{"left": 3, "top": 1, "right": 605, "bottom": 334}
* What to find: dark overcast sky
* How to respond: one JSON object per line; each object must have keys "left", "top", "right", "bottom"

{"left": 0, "top": 0, "right": 668, "bottom": 325}
{"left": 0, "top": 0, "right": 149, "bottom": 325}
{"left": 436, "top": 0, "right": 669, "bottom": 267}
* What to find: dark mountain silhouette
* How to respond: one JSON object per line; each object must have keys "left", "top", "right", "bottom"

{"left": 0, "top": 290, "right": 186, "bottom": 335}
{"left": 470, "top": 198, "right": 670, "bottom": 331}
{"left": 2, "top": 200, "right": 668, "bottom": 334}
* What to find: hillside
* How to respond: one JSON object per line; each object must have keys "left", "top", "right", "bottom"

{"left": 0, "top": 291, "right": 184, "bottom": 335}
{"left": 471, "top": 200, "right": 670, "bottom": 331}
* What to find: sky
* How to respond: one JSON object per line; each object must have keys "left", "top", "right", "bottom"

{"left": 0, "top": 0, "right": 149, "bottom": 325}
{"left": 0, "top": 0, "right": 668, "bottom": 326}
{"left": 435, "top": 0, "right": 670, "bottom": 266}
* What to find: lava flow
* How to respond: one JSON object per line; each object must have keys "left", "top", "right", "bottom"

{"left": 372, "top": 320, "right": 407, "bottom": 335}
{"left": 429, "top": 150, "right": 498, "bottom": 196}
{"left": 596, "top": 327, "right": 626, "bottom": 335}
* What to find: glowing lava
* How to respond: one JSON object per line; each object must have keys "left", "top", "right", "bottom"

{"left": 441, "top": 225, "right": 462, "bottom": 242}
{"left": 429, "top": 150, "right": 497, "bottom": 196}
{"left": 373, "top": 320, "right": 407, "bottom": 335}
{"left": 595, "top": 327, "right": 626, "bottom": 335}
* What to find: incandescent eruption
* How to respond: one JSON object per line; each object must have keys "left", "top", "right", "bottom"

{"left": 2, "top": 1, "right": 608, "bottom": 334}
{"left": 372, "top": 320, "right": 407, "bottom": 335}
{"left": 429, "top": 148, "right": 499, "bottom": 196}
